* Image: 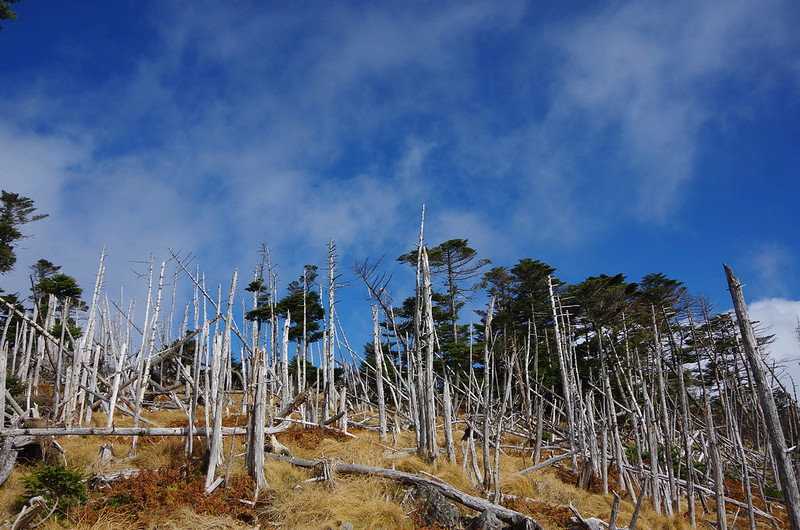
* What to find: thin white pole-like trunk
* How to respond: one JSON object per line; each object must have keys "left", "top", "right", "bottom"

{"left": 206, "top": 270, "right": 237, "bottom": 491}
{"left": 652, "top": 312, "right": 675, "bottom": 516}
{"left": 372, "top": 305, "right": 387, "bottom": 440}
{"left": 30, "top": 296, "right": 54, "bottom": 390}
{"left": 443, "top": 375, "right": 456, "bottom": 463}
{"left": 17, "top": 303, "right": 38, "bottom": 382}
{"left": 106, "top": 342, "right": 128, "bottom": 429}
{"left": 248, "top": 342, "right": 269, "bottom": 493}
{"left": 301, "top": 269, "right": 308, "bottom": 406}
{"left": 549, "top": 276, "right": 577, "bottom": 472}
{"left": 130, "top": 261, "right": 165, "bottom": 455}
{"left": 188, "top": 276, "right": 201, "bottom": 457}
{"left": 81, "top": 249, "right": 106, "bottom": 423}
{"left": 338, "top": 385, "right": 348, "bottom": 432}
{"left": 281, "top": 313, "right": 291, "bottom": 405}
{"left": 481, "top": 297, "right": 495, "bottom": 492}
{"left": 0, "top": 312, "right": 10, "bottom": 425}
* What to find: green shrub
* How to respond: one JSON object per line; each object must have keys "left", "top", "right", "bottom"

{"left": 20, "top": 464, "right": 88, "bottom": 519}
{"left": 5, "top": 373, "right": 25, "bottom": 398}
{"left": 764, "top": 484, "right": 783, "bottom": 500}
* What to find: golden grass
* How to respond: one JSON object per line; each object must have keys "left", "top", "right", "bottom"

{"left": 0, "top": 393, "right": 761, "bottom": 529}
{"left": 0, "top": 472, "right": 24, "bottom": 524}
{"left": 265, "top": 474, "right": 410, "bottom": 529}
{"left": 57, "top": 506, "right": 253, "bottom": 530}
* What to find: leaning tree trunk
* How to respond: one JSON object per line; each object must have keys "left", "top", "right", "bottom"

{"left": 549, "top": 276, "right": 578, "bottom": 472}
{"left": 725, "top": 264, "right": 800, "bottom": 530}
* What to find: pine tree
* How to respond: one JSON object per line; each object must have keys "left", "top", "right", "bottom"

{"left": 0, "top": 190, "right": 48, "bottom": 275}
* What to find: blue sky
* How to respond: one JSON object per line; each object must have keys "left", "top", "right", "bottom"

{"left": 2, "top": 1, "right": 800, "bottom": 377}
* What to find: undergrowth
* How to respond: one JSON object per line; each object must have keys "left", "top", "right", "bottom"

{"left": 78, "top": 461, "right": 255, "bottom": 526}
{"left": 0, "top": 399, "right": 786, "bottom": 529}
{"left": 19, "top": 464, "right": 88, "bottom": 522}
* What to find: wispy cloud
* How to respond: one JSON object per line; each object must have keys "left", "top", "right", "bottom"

{"left": 748, "top": 298, "right": 800, "bottom": 384}
{"left": 1, "top": 0, "right": 799, "bottom": 328}
{"left": 748, "top": 242, "right": 795, "bottom": 298}
{"left": 546, "top": 0, "right": 798, "bottom": 221}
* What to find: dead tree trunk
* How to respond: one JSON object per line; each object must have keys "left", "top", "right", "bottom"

{"left": 416, "top": 246, "right": 438, "bottom": 465}
{"left": 725, "top": 264, "right": 800, "bottom": 530}
{"left": 372, "top": 305, "right": 387, "bottom": 441}
{"left": 549, "top": 276, "right": 578, "bottom": 473}
{"left": 206, "top": 270, "right": 237, "bottom": 492}
{"left": 324, "top": 240, "right": 338, "bottom": 421}
{"left": 481, "top": 297, "right": 495, "bottom": 493}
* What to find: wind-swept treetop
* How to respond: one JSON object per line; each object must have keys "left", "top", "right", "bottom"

{"left": 398, "top": 238, "right": 490, "bottom": 343}
{"left": 480, "top": 259, "right": 561, "bottom": 331}
{"left": 0, "top": 190, "right": 48, "bottom": 275}
{"left": 0, "top": 0, "right": 21, "bottom": 32}
{"left": 246, "top": 265, "right": 325, "bottom": 343}
{"left": 567, "top": 273, "right": 638, "bottom": 329}
{"left": 637, "top": 272, "right": 687, "bottom": 316}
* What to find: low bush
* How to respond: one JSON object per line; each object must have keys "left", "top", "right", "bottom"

{"left": 20, "top": 464, "right": 87, "bottom": 521}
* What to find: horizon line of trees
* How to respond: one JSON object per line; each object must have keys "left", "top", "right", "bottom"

{"left": 1, "top": 190, "right": 790, "bottom": 411}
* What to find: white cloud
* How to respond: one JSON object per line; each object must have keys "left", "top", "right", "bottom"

{"left": 747, "top": 298, "right": 800, "bottom": 387}
{"left": 3, "top": 0, "right": 799, "bottom": 352}
{"left": 547, "top": 0, "right": 798, "bottom": 222}
{"left": 750, "top": 242, "right": 794, "bottom": 298}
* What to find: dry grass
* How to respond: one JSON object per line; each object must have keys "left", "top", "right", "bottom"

{"left": 0, "top": 473, "right": 25, "bottom": 523}
{"left": 55, "top": 506, "right": 253, "bottom": 530}
{"left": 264, "top": 474, "right": 410, "bottom": 529}
{"left": 1, "top": 394, "right": 775, "bottom": 529}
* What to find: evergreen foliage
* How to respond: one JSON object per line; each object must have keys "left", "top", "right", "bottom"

{"left": 0, "top": 0, "right": 21, "bottom": 32}
{"left": 0, "top": 190, "right": 48, "bottom": 275}
{"left": 20, "top": 464, "right": 88, "bottom": 519}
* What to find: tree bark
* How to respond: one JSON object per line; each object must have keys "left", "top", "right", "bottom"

{"left": 725, "top": 264, "right": 800, "bottom": 530}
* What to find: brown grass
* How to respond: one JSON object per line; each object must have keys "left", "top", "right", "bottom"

{"left": 264, "top": 474, "right": 410, "bottom": 529}
{"left": 1, "top": 393, "right": 774, "bottom": 529}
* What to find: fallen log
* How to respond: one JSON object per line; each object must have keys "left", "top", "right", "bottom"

{"left": 514, "top": 450, "right": 578, "bottom": 476}
{"left": 11, "top": 495, "right": 47, "bottom": 530}
{"left": 569, "top": 502, "right": 612, "bottom": 530}
{"left": 0, "top": 422, "right": 291, "bottom": 438}
{"left": 274, "top": 389, "right": 309, "bottom": 424}
{"left": 90, "top": 468, "right": 141, "bottom": 485}
{"left": 273, "top": 417, "right": 357, "bottom": 439}
{"left": 0, "top": 436, "right": 21, "bottom": 486}
{"left": 265, "top": 453, "right": 543, "bottom": 529}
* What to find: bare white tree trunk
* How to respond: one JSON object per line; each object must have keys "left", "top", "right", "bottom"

{"left": 443, "top": 375, "right": 456, "bottom": 463}
{"left": 372, "top": 305, "right": 387, "bottom": 440}
{"left": 324, "top": 240, "right": 338, "bottom": 420}
{"left": 247, "top": 341, "right": 269, "bottom": 493}
{"left": 82, "top": 249, "right": 106, "bottom": 424}
{"left": 130, "top": 260, "right": 165, "bottom": 455}
{"left": 549, "top": 276, "right": 578, "bottom": 472}
{"left": 206, "top": 270, "right": 237, "bottom": 491}
{"left": 105, "top": 342, "right": 128, "bottom": 429}
{"left": 281, "top": 313, "right": 290, "bottom": 406}
{"left": 0, "top": 311, "right": 11, "bottom": 425}
{"left": 726, "top": 265, "right": 800, "bottom": 530}
{"left": 481, "top": 296, "right": 494, "bottom": 492}
{"left": 423, "top": 248, "right": 437, "bottom": 463}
